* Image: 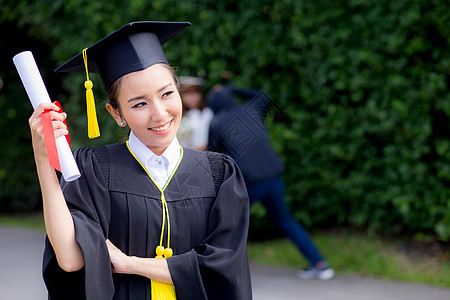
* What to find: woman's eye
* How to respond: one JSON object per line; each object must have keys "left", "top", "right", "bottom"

{"left": 162, "top": 91, "right": 174, "bottom": 98}
{"left": 132, "top": 102, "right": 147, "bottom": 108}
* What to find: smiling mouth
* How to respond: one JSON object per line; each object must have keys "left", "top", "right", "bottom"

{"left": 149, "top": 120, "right": 173, "bottom": 132}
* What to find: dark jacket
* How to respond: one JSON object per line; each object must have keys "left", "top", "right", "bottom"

{"left": 208, "top": 86, "right": 284, "bottom": 185}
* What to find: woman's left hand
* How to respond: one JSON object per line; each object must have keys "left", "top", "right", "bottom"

{"left": 106, "top": 239, "right": 173, "bottom": 283}
{"left": 106, "top": 239, "right": 131, "bottom": 274}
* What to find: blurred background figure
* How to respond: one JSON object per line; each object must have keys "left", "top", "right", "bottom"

{"left": 207, "top": 85, "right": 335, "bottom": 280}
{"left": 177, "top": 76, "right": 214, "bottom": 150}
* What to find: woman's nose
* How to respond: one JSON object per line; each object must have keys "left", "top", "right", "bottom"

{"left": 150, "top": 100, "right": 167, "bottom": 122}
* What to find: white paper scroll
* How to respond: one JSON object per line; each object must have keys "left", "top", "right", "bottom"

{"left": 13, "top": 51, "right": 81, "bottom": 182}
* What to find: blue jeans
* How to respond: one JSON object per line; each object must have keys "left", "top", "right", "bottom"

{"left": 247, "top": 176, "right": 324, "bottom": 266}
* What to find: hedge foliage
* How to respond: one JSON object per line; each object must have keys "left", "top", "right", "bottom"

{"left": 1, "top": 0, "right": 449, "bottom": 241}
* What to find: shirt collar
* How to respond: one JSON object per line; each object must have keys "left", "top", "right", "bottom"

{"left": 128, "top": 131, "right": 181, "bottom": 174}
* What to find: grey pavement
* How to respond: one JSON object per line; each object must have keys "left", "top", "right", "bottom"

{"left": 1, "top": 225, "right": 449, "bottom": 300}
{"left": 0, "top": 226, "right": 47, "bottom": 300}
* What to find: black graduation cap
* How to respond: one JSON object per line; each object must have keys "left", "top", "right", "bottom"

{"left": 55, "top": 21, "right": 191, "bottom": 139}
{"left": 56, "top": 21, "right": 191, "bottom": 91}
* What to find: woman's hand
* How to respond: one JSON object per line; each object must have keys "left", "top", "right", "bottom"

{"left": 28, "top": 102, "right": 68, "bottom": 162}
{"left": 106, "top": 240, "right": 173, "bottom": 283}
{"left": 106, "top": 240, "right": 131, "bottom": 274}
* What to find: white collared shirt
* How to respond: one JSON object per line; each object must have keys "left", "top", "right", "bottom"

{"left": 128, "top": 131, "right": 181, "bottom": 190}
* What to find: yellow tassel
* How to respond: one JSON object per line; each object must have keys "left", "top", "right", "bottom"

{"left": 82, "top": 48, "right": 100, "bottom": 139}
{"left": 151, "top": 279, "right": 177, "bottom": 300}
{"left": 85, "top": 80, "right": 100, "bottom": 139}
{"left": 151, "top": 246, "right": 176, "bottom": 299}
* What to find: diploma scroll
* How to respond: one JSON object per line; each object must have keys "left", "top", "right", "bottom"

{"left": 13, "top": 51, "right": 81, "bottom": 182}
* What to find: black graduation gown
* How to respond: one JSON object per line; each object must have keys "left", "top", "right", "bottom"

{"left": 42, "top": 143, "right": 252, "bottom": 300}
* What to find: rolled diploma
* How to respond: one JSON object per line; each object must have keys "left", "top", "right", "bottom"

{"left": 13, "top": 51, "right": 81, "bottom": 182}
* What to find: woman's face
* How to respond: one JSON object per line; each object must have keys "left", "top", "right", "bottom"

{"left": 108, "top": 64, "right": 182, "bottom": 155}
{"left": 182, "top": 90, "right": 203, "bottom": 110}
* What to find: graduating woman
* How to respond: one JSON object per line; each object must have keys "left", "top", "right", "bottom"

{"left": 28, "top": 21, "right": 252, "bottom": 300}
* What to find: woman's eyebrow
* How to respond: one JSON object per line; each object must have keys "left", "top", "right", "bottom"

{"left": 127, "top": 83, "right": 173, "bottom": 102}
{"left": 127, "top": 95, "right": 146, "bottom": 103}
{"left": 157, "top": 83, "right": 173, "bottom": 93}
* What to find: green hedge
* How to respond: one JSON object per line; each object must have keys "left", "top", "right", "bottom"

{"left": 1, "top": 0, "right": 449, "bottom": 241}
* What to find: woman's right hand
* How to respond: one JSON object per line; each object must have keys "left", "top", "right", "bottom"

{"left": 28, "top": 102, "right": 68, "bottom": 163}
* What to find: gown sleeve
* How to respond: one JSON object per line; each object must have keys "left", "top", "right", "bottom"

{"left": 167, "top": 154, "right": 252, "bottom": 300}
{"left": 42, "top": 146, "right": 114, "bottom": 300}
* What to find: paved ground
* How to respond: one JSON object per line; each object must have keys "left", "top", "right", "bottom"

{"left": 251, "top": 263, "right": 450, "bottom": 300}
{"left": 1, "top": 225, "right": 449, "bottom": 300}
{"left": 0, "top": 226, "right": 47, "bottom": 300}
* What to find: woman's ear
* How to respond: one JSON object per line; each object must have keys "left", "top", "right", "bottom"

{"left": 106, "top": 103, "right": 125, "bottom": 126}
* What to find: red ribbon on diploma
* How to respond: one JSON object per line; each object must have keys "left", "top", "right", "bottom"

{"left": 40, "top": 101, "right": 71, "bottom": 172}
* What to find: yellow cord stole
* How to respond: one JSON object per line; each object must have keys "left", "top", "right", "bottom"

{"left": 127, "top": 141, "right": 184, "bottom": 299}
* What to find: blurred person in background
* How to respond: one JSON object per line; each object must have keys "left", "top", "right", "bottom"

{"left": 207, "top": 84, "right": 335, "bottom": 280}
{"left": 177, "top": 76, "right": 214, "bottom": 150}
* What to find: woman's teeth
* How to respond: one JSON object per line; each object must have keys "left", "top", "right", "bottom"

{"left": 151, "top": 121, "right": 171, "bottom": 132}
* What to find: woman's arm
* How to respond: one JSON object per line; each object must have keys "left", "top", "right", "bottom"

{"left": 29, "top": 102, "right": 84, "bottom": 272}
{"left": 106, "top": 240, "right": 173, "bottom": 284}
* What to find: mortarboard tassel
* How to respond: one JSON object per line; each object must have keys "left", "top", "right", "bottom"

{"left": 82, "top": 48, "right": 100, "bottom": 139}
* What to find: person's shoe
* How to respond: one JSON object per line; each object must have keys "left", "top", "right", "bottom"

{"left": 297, "top": 266, "right": 335, "bottom": 280}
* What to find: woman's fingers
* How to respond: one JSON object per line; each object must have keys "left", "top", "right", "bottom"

{"left": 29, "top": 103, "right": 62, "bottom": 129}
{"left": 106, "top": 240, "right": 131, "bottom": 274}
{"left": 30, "top": 102, "right": 60, "bottom": 120}
{"left": 30, "top": 103, "right": 68, "bottom": 134}
{"left": 50, "top": 110, "right": 66, "bottom": 122}
{"left": 29, "top": 102, "right": 69, "bottom": 160}
{"left": 53, "top": 122, "right": 69, "bottom": 138}
{"left": 106, "top": 240, "right": 116, "bottom": 251}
